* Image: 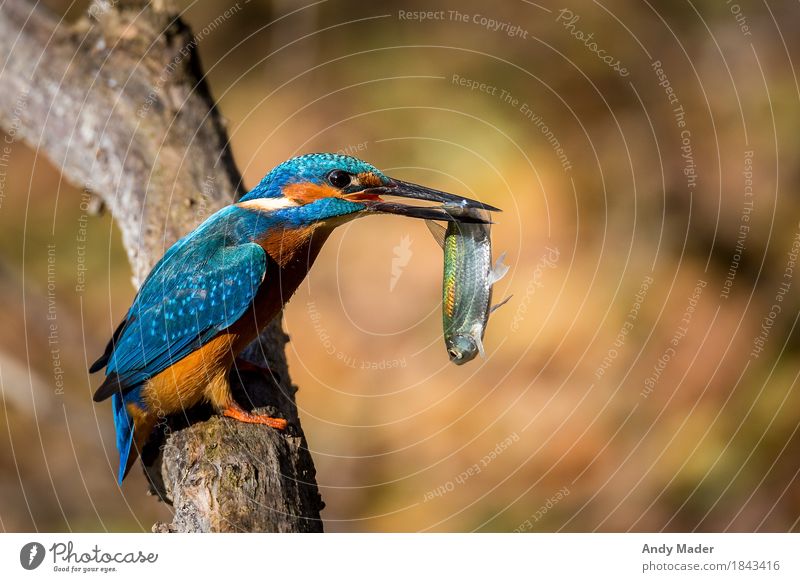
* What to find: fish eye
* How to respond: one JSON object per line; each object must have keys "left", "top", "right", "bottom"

{"left": 327, "top": 170, "right": 352, "bottom": 189}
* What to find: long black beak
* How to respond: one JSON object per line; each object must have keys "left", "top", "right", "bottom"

{"left": 361, "top": 178, "right": 501, "bottom": 223}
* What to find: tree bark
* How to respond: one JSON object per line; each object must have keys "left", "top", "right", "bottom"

{"left": 0, "top": 0, "right": 323, "bottom": 532}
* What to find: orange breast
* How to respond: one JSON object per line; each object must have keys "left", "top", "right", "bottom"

{"left": 142, "top": 333, "right": 238, "bottom": 414}
{"left": 141, "top": 224, "right": 333, "bottom": 413}
{"left": 227, "top": 224, "right": 332, "bottom": 350}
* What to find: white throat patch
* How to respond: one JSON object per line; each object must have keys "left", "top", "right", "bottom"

{"left": 237, "top": 197, "right": 299, "bottom": 212}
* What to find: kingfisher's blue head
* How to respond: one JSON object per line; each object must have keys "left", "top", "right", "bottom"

{"left": 236, "top": 153, "right": 499, "bottom": 227}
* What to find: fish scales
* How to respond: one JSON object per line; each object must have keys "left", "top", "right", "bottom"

{"left": 428, "top": 208, "right": 508, "bottom": 365}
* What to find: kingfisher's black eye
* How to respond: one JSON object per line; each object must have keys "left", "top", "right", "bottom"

{"left": 327, "top": 170, "right": 352, "bottom": 189}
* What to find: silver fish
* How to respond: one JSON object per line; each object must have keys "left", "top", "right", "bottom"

{"left": 427, "top": 209, "right": 509, "bottom": 365}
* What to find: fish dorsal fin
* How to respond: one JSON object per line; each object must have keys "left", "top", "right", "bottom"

{"left": 490, "top": 294, "right": 513, "bottom": 314}
{"left": 425, "top": 220, "right": 447, "bottom": 249}
{"left": 488, "top": 252, "right": 509, "bottom": 285}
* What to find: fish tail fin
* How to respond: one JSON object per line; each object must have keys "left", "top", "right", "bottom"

{"left": 489, "top": 252, "right": 510, "bottom": 285}
{"left": 111, "top": 390, "right": 153, "bottom": 483}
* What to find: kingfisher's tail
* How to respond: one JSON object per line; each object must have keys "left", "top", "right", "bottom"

{"left": 111, "top": 389, "right": 154, "bottom": 483}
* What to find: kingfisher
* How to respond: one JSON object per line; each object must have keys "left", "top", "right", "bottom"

{"left": 90, "top": 154, "right": 499, "bottom": 483}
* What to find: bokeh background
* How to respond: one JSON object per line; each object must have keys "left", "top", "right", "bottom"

{"left": 2, "top": 0, "right": 799, "bottom": 532}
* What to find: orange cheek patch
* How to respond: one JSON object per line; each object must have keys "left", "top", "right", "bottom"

{"left": 283, "top": 182, "right": 341, "bottom": 204}
{"left": 357, "top": 172, "right": 383, "bottom": 187}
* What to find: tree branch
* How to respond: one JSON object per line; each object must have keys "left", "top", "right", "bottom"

{"left": 0, "top": 0, "right": 323, "bottom": 532}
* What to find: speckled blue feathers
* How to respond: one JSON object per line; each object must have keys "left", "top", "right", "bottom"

{"left": 92, "top": 205, "right": 267, "bottom": 400}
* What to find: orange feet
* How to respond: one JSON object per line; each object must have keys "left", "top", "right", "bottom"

{"left": 222, "top": 402, "right": 288, "bottom": 430}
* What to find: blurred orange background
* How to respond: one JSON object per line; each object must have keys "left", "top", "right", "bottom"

{"left": 1, "top": 0, "right": 799, "bottom": 531}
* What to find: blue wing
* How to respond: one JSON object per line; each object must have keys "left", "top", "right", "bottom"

{"left": 92, "top": 220, "right": 267, "bottom": 401}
